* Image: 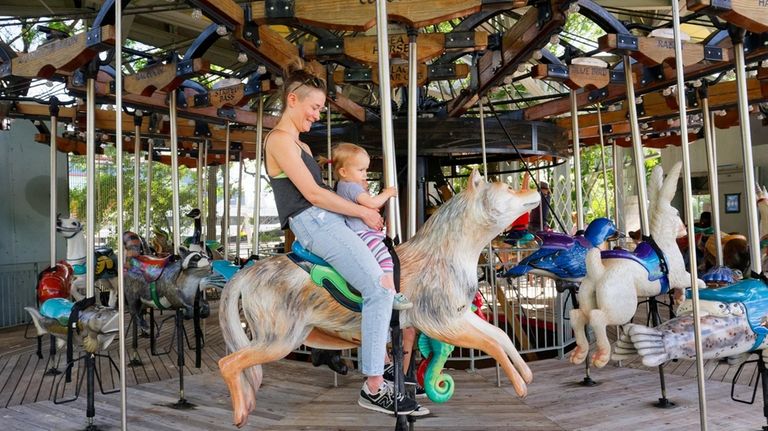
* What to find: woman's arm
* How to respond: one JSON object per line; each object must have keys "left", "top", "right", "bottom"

{"left": 267, "top": 131, "right": 383, "bottom": 229}
{"left": 356, "top": 186, "right": 397, "bottom": 210}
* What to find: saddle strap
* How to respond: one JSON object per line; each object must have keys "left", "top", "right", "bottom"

{"left": 149, "top": 281, "right": 167, "bottom": 310}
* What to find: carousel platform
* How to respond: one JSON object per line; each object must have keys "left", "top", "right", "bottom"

{"left": 1, "top": 308, "right": 766, "bottom": 430}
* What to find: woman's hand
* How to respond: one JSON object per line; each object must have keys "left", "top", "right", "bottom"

{"left": 359, "top": 206, "right": 384, "bottom": 230}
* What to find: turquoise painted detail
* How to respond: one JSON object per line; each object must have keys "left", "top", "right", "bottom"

{"left": 292, "top": 241, "right": 330, "bottom": 266}
{"left": 688, "top": 278, "right": 768, "bottom": 350}
{"left": 417, "top": 333, "right": 455, "bottom": 403}
{"left": 73, "top": 264, "right": 87, "bottom": 276}
{"left": 40, "top": 298, "right": 74, "bottom": 326}
{"left": 212, "top": 259, "right": 255, "bottom": 281}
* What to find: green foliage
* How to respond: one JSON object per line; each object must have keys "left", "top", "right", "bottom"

{"left": 68, "top": 145, "right": 202, "bottom": 248}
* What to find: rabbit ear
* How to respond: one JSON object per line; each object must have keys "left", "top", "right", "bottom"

{"left": 647, "top": 164, "right": 663, "bottom": 206}
{"left": 659, "top": 162, "right": 682, "bottom": 203}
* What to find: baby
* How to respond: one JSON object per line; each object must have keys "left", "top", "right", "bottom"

{"left": 332, "top": 143, "right": 412, "bottom": 310}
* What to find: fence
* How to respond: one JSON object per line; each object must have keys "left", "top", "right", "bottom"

{"left": 0, "top": 262, "right": 40, "bottom": 328}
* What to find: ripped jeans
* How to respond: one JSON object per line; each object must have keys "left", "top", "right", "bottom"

{"left": 289, "top": 206, "right": 394, "bottom": 376}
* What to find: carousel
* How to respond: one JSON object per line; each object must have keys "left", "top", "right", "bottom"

{"left": 0, "top": 0, "right": 767, "bottom": 430}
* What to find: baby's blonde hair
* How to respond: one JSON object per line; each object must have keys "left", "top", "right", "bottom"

{"left": 331, "top": 142, "right": 368, "bottom": 180}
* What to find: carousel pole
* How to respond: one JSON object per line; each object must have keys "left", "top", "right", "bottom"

{"left": 572, "top": 94, "right": 596, "bottom": 387}
{"left": 86, "top": 77, "right": 96, "bottom": 301}
{"left": 133, "top": 111, "right": 142, "bottom": 233}
{"left": 252, "top": 98, "right": 264, "bottom": 257}
{"left": 732, "top": 30, "right": 762, "bottom": 276}
{"left": 623, "top": 52, "right": 673, "bottom": 408}
{"left": 407, "top": 29, "right": 418, "bottom": 240}
{"left": 223, "top": 121, "right": 231, "bottom": 259}
{"left": 169, "top": 92, "right": 181, "bottom": 257}
{"left": 235, "top": 151, "right": 243, "bottom": 260}
{"left": 201, "top": 140, "right": 208, "bottom": 244}
{"left": 671, "top": 1, "right": 707, "bottom": 426}
{"left": 479, "top": 97, "right": 502, "bottom": 388}
{"left": 375, "top": 2, "right": 409, "bottom": 429}
{"left": 114, "top": 3, "right": 128, "bottom": 426}
{"left": 197, "top": 141, "right": 204, "bottom": 222}
{"left": 596, "top": 105, "right": 610, "bottom": 218}
{"left": 613, "top": 144, "right": 622, "bottom": 234}
{"left": 571, "top": 92, "right": 584, "bottom": 231}
{"left": 327, "top": 101, "right": 333, "bottom": 185}
{"left": 145, "top": 138, "right": 153, "bottom": 243}
{"left": 49, "top": 98, "right": 58, "bottom": 269}
{"left": 700, "top": 87, "right": 724, "bottom": 266}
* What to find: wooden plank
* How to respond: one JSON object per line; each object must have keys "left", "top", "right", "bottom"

{"left": 6, "top": 26, "right": 115, "bottom": 79}
{"left": 124, "top": 58, "right": 210, "bottom": 97}
{"left": 599, "top": 33, "right": 730, "bottom": 67}
{"left": 188, "top": 0, "right": 245, "bottom": 29}
{"left": 555, "top": 78, "right": 766, "bottom": 131}
{"left": 688, "top": 0, "right": 768, "bottom": 34}
{"left": 447, "top": 1, "right": 566, "bottom": 117}
{"left": 525, "top": 45, "right": 768, "bottom": 122}
{"left": 531, "top": 63, "right": 622, "bottom": 90}
{"left": 187, "top": 80, "right": 271, "bottom": 109}
{"left": 249, "top": 0, "right": 524, "bottom": 32}
{"left": 303, "top": 31, "right": 488, "bottom": 65}
{"left": 333, "top": 62, "right": 470, "bottom": 87}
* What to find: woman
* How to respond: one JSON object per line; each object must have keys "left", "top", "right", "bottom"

{"left": 264, "top": 63, "right": 417, "bottom": 416}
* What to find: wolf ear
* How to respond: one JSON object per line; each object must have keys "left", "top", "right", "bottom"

{"left": 467, "top": 168, "right": 484, "bottom": 192}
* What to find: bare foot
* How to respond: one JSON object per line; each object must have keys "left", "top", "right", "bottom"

{"left": 569, "top": 345, "right": 587, "bottom": 364}
{"left": 219, "top": 358, "right": 249, "bottom": 428}
{"left": 591, "top": 349, "right": 610, "bottom": 368}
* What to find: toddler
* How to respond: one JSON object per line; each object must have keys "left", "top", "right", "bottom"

{"left": 332, "top": 143, "right": 412, "bottom": 310}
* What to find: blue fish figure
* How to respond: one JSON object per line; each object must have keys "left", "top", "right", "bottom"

{"left": 504, "top": 218, "right": 621, "bottom": 281}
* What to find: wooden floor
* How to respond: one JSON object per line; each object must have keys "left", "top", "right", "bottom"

{"left": 2, "top": 299, "right": 768, "bottom": 430}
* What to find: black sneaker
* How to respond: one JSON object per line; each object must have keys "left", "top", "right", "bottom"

{"left": 383, "top": 364, "right": 428, "bottom": 398}
{"left": 358, "top": 381, "right": 418, "bottom": 415}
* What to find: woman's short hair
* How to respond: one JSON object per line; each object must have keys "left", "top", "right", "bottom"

{"left": 281, "top": 59, "right": 327, "bottom": 110}
{"left": 331, "top": 143, "right": 368, "bottom": 180}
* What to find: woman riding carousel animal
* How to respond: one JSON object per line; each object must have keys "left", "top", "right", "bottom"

{"left": 218, "top": 63, "right": 540, "bottom": 427}
{"left": 221, "top": 62, "right": 419, "bottom": 420}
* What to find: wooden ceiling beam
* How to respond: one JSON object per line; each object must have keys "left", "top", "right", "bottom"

{"left": 303, "top": 31, "right": 488, "bottom": 65}
{"left": 334, "top": 63, "right": 470, "bottom": 88}
{"left": 247, "top": 0, "right": 523, "bottom": 32}
{"left": 687, "top": 0, "right": 768, "bottom": 34}
{"left": 525, "top": 44, "right": 768, "bottom": 121}
{"left": 447, "top": 1, "right": 567, "bottom": 117}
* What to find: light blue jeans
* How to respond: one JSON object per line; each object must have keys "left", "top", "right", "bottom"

{"left": 289, "top": 206, "right": 394, "bottom": 376}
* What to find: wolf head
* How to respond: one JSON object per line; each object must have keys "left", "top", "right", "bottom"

{"left": 414, "top": 169, "right": 540, "bottom": 250}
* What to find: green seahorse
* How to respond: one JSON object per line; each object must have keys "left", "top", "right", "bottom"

{"left": 417, "top": 333, "right": 455, "bottom": 403}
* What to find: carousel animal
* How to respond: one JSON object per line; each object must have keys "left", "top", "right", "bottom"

{"left": 25, "top": 297, "right": 119, "bottom": 354}
{"left": 56, "top": 216, "right": 120, "bottom": 307}
{"left": 614, "top": 275, "right": 768, "bottom": 367}
{"left": 122, "top": 232, "right": 213, "bottom": 333}
{"left": 569, "top": 162, "right": 706, "bottom": 368}
{"left": 504, "top": 217, "right": 621, "bottom": 282}
{"left": 218, "top": 170, "right": 540, "bottom": 427}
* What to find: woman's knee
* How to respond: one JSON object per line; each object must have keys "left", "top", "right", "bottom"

{"left": 380, "top": 273, "right": 395, "bottom": 292}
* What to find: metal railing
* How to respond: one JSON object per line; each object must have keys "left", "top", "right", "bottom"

{"left": 0, "top": 262, "right": 40, "bottom": 328}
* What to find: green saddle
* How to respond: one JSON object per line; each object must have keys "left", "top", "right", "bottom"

{"left": 287, "top": 241, "right": 362, "bottom": 312}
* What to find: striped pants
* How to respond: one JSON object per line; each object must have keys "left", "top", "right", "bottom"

{"left": 356, "top": 230, "right": 394, "bottom": 273}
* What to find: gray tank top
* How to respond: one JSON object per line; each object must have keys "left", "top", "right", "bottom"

{"left": 269, "top": 143, "right": 329, "bottom": 229}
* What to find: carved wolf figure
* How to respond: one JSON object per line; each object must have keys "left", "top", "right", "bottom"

{"left": 218, "top": 170, "right": 540, "bottom": 427}
{"left": 569, "top": 162, "right": 705, "bottom": 368}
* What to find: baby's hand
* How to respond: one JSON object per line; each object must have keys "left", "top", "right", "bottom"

{"left": 382, "top": 186, "right": 398, "bottom": 198}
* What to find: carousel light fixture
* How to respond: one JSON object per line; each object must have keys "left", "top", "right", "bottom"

{"left": 216, "top": 25, "right": 228, "bottom": 36}
{"left": 191, "top": 8, "right": 202, "bottom": 20}
{"left": 237, "top": 52, "right": 248, "bottom": 63}
{"left": 256, "top": 65, "right": 267, "bottom": 75}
